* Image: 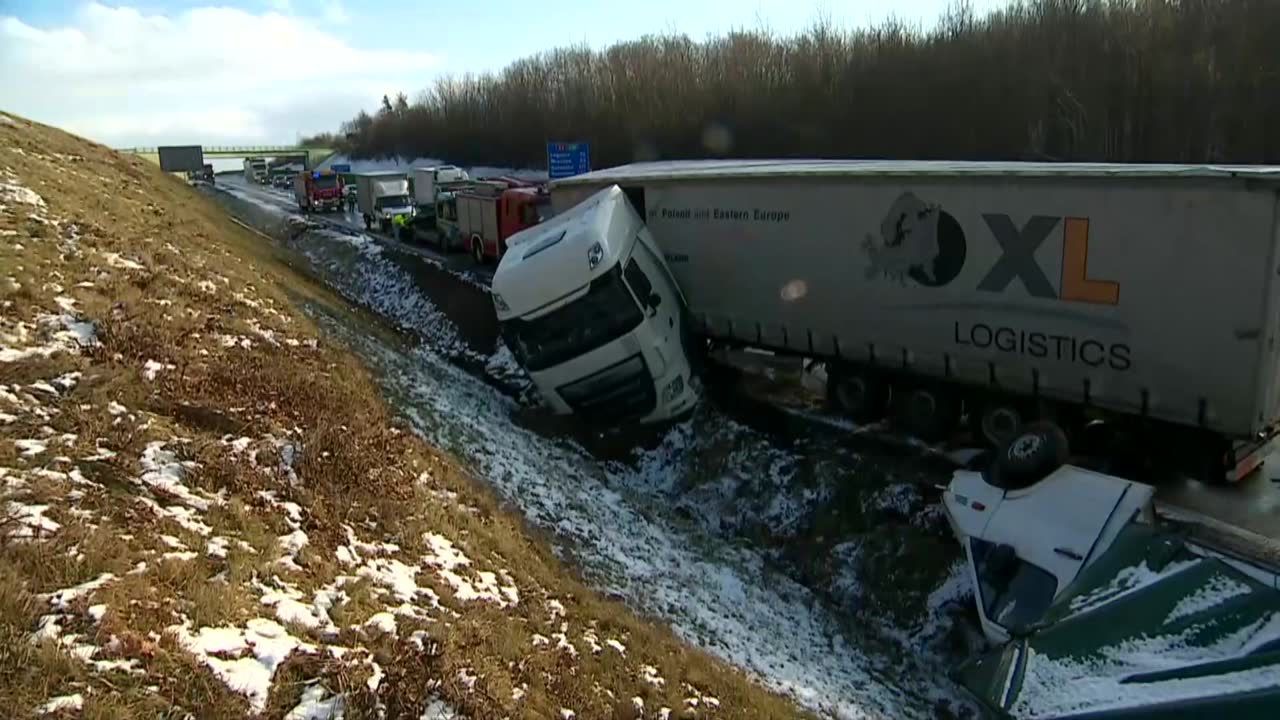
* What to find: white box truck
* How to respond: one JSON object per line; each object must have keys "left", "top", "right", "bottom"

{"left": 413, "top": 165, "right": 469, "bottom": 210}
{"left": 353, "top": 172, "right": 414, "bottom": 233}
{"left": 242, "top": 157, "right": 268, "bottom": 184}
{"left": 499, "top": 159, "right": 1280, "bottom": 484}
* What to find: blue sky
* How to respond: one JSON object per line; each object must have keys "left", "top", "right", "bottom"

{"left": 1, "top": 0, "right": 1006, "bottom": 146}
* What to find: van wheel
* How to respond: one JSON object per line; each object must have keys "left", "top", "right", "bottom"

{"left": 471, "top": 236, "right": 485, "bottom": 264}
{"left": 826, "top": 368, "right": 889, "bottom": 423}
{"left": 892, "top": 384, "right": 960, "bottom": 442}
{"left": 989, "top": 422, "right": 1069, "bottom": 489}
{"left": 979, "top": 402, "right": 1025, "bottom": 448}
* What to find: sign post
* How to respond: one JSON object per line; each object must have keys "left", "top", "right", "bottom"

{"left": 546, "top": 141, "right": 591, "bottom": 180}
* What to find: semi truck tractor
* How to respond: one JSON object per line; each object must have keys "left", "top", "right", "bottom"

{"left": 294, "top": 169, "right": 344, "bottom": 213}
{"left": 242, "top": 158, "right": 268, "bottom": 184}
{"left": 497, "top": 159, "right": 1280, "bottom": 484}
{"left": 353, "top": 172, "right": 414, "bottom": 233}
{"left": 491, "top": 186, "right": 699, "bottom": 423}
{"left": 456, "top": 181, "right": 552, "bottom": 264}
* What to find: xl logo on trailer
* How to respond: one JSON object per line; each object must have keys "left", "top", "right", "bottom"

{"left": 863, "top": 192, "right": 1120, "bottom": 305}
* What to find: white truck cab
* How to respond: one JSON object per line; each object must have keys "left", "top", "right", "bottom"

{"left": 943, "top": 460, "right": 1155, "bottom": 643}
{"left": 491, "top": 185, "right": 698, "bottom": 423}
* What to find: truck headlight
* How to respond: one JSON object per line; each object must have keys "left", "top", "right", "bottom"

{"left": 491, "top": 292, "right": 509, "bottom": 312}
{"left": 662, "top": 374, "right": 684, "bottom": 404}
{"left": 587, "top": 242, "right": 603, "bottom": 270}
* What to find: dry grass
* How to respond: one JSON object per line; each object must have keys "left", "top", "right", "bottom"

{"left": 0, "top": 112, "right": 811, "bottom": 718}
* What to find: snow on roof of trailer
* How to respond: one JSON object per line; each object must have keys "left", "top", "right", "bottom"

{"left": 552, "top": 159, "right": 1280, "bottom": 185}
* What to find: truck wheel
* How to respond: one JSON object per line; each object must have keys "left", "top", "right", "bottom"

{"left": 471, "top": 236, "right": 485, "bottom": 264}
{"left": 826, "top": 368, "right": 889, "bottom": 423}
{"left": 989, "top": 422, "right": 1069, "bottom": 489}
{"left": 892, "top": 384, "right": 960, "bottom": 442}
{"left": 979, "top": 402, "right": 1025, "bottom": 448}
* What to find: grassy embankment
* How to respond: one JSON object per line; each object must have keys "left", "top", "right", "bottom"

{"left": 0, "top": 112, "right": 808, "bottom": 719}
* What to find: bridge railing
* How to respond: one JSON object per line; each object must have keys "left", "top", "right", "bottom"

{"left": 117, "top": 145, "right": 319, "bottom": 154}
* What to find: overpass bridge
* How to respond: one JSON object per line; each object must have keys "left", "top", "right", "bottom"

{"left": 118, "top": 145, "right": 335, "bottom": 170}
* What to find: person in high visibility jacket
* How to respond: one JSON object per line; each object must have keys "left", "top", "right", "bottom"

{"left": 392, "top": 212, "right": 409, "bottom": 238}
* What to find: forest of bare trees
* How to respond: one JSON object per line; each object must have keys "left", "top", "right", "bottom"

{"left": 329, "top": 0, "right": 1280, "bottom": 168}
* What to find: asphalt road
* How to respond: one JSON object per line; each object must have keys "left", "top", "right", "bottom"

{"left": 219, "top": 173, "right": 495, "bottom": 283}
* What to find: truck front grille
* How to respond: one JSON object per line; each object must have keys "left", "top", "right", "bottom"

{"left": 555, "top": 354, "right": 655, "bottom": 422}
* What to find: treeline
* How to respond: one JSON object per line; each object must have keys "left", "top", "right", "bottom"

{"left": 330, "top": 0, "right": 1280, "bottom": 167}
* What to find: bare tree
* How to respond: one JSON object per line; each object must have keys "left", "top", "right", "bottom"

{"left": 333, "top": 0, "right": 1280, "bottom": 168}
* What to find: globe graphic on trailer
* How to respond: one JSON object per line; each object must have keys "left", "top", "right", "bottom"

{"left": 908, "top": 210, "right": 966, "bottom": 287}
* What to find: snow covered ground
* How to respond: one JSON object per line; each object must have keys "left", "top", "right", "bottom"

{"left": 312, "top": 308, "right": 964, "bottom": 719}
{"left": 213, "top": 172, "right": 979, "bottom": 718}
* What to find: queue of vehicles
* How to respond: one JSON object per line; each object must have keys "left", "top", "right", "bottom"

{"left": 340, "top": 165, "right": 552, "bottom": 262}
{"left": 489, "top": 158, "right": 1280, "bottom": 719}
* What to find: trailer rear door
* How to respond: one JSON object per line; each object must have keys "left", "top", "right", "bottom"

{"left": 1253, "top": 192, "right": 1280, "bottom": 434}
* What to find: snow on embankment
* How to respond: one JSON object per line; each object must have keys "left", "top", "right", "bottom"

{"left": 324, "top": 315, "right": 964, "bottom": 719}
{"left": 4, "top": 116, "right": 810, "bottom": 718}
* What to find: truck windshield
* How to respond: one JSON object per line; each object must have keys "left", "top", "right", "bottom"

{"left": 971, "top": 538, "right": 1058, "bottom": 631}
{"left": 502, "top": 265, "right": 643, "bottom": 371}
{"left": 375, "top": 195, "right": 410, "bottom": 209}
{"left": 313, "top": 175, "right": 338, "bottom": 189}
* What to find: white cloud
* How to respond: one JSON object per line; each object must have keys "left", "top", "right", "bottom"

{"left": 0, "top": 2, "right": 437, "bottom": 147}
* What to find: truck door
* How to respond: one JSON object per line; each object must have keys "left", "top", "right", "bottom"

{"left": 624, "top": 237, "right": 681, "bottom": 378}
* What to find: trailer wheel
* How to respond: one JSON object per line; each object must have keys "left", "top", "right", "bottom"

{"left": 471, "top": 235, "right": 485, "bottom": 264}
{"left": 826, "top": 368, "right": 889, "bottom": 423}
{"left": 979, "top": 402, "right": 1026, "bottom": 448}
{"left": 989, "top": 422, "right": 1069, "bottom": 489}
{"left": 892, "top": 384, "right": 960, "bottom": 442}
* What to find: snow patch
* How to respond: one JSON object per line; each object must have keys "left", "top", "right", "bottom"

{"left": 41, "top": 572, "right": 115, "bottom": 610}
{"left": 0, "top": 173, "right": 45, "bottom": 207}
{"left": 4, "top": 501, "right": 60, "bottom": 537}
{"left": 285, "top": 684, "right": 345, "bottom": 720}
{"left": 171, "top": 618, "right": 318, "bottom": 713}
{"left": 37, "top": 694, "right": 84, "bottom": 714}
{"left": 142, "top": 359, "right": 175, "bottom": 381}
{"left": 101, "top": 252, "right": 145, "bottom": 270}
{"left": 1165, "top": 573, "right": 1255, "bottom": 623}
{"left": 1068, "top": 559, "right": 1199, "bottom": 617}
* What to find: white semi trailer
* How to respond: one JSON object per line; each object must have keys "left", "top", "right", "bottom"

{"left": 493, "top": 159, "right": 1280, "bottom": 484}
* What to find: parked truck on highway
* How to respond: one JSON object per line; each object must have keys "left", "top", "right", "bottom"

{"left": 294, "top": 169, "right": 344, "bottom": 213}
{"left": 413, "top": 165, "right": 469, "bottom": 217}
{"left": 495, "top": 159, "right": 1280, "bottom": 484}
{"left": 243, "top": 158, "right": 268, "bottom": 184}
{"left": 353, "top": 172, "right": 414, "bottom": 233}
{"left": 456, "top": 180, "right": 552, "bottom": 264}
